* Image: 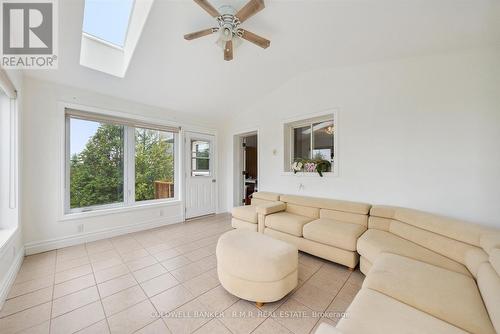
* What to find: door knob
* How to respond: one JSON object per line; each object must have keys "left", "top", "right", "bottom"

{"left": 212, "top": 179, "right": 216, "bottom": 183}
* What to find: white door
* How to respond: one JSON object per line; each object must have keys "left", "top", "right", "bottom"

{"left": 185, "top": 132, "right": 216, "bottom": 219}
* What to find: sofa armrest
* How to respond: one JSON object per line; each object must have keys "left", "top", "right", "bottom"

{"left": 256, "top": 201, "right": 285, "bottom": 233}
{"left": 256, "top": 201, "right": 286, "bottom": 215}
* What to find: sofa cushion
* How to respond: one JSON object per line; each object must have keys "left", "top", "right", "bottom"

{"left": 232, "top": 205, "right": 258, "bottom": 223}
{"left": 252, "top": 191, "right": 280, "bottom": 202}
{"left": 265, "top": 212, "right": 314, "bottom": 237}
{"left": 216, "top": 229, "right": 298, "bottom": 282}
{"left": 335, "top": 288, "right": 467, "bottom": 334}
{"left": 370, "top": 205, "right": 492, "bottom": 247}
{"left": 363, "top": 253, "right": 495, "bottom": 334}
{"left": 357, "top": 229, "right": 471, "bottom": 276}
{"left": 303, "top": 219, "right": 366, "bottom": 251}
{"left": 279, "top": 195, "right": 371, "bottom": 214}
{"left": 477, "top": 261, "right": 500, "bottom": 333}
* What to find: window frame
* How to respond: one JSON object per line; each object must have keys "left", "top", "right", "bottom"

{"left": 63, "top": 108, "right": 180, "bottom": 215}
{"left": 283, "top": 110, "right": 338, "bottom": 176}
{"left": 190, "top": 139, "right": 212, "bottom": 177}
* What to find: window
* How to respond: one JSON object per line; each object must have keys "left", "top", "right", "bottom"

{"left": 82, "top": 0, "right": 134, "bottom": 47}
{"left": 135, "top": 128, "right": 175, "bottom": 201}
{"left": 191, "top": 140, "right": 210, "bottom": 176}
{"left": 284, "top": 113, "right": 336, "bottom": 174}
{"left": 65, "top": 110, "right": 178, "bottom": 214}
{"left": 69, "top": 118, "right": 124, "bottom": 209}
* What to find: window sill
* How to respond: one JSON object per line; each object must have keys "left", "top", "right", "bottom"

{"left": 282, "top": 171, "right": 339, "bottom": 177}
{"left": 60, "top": 199, "right": 182, "bottom": 222}
{"left": 0, "top": 227, "right": 18, "bottom": 251}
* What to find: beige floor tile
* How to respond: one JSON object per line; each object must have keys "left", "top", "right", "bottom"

{"left": 13, "top": 268, "right": 54, "bottom": 285}
{"left": 7, "top": 275, "right": 54, "bottom": 299}
{"left": 91, "top": 257, "right": 123, "bottom": 272}
{"left": 252, "top": 318, "right": 292, "bottom": 334}
{"left": 163, "top": 299, "right": 211, "bottom": 334}
{"left": 56, "top": 256, "right": 90, "bottom": 273}
{"left": 220, "top": 299, "right": 266, "bottom": 334}
{"left": 160, "top": 256, "right": 191, "bottom": 271}
{"left": 145, "top": 243, "right": 173, "bottom": 255}
{"left": 51, "top": 301, "right": 105, "bottom": 334}
{"left": 57, "top": 245, "right": 88, "bottom": 262}
{"left": 182, "top": 272, "right": 220, "bottom": 297}
{"left": 197, "top": 285, "right": 238, "bottom": 314}
{"left": 133, "top": 264, "right": 167, "bottom": 283}
{"left": 126, "top": 255, "right": 158, "bottom": 272}
{"left": 76, "top": 320, "right": 110, "bottom": 334}
{"left": 53, "top": 273, "right": 95, "bottom": 299}
{"left": 52, "top": 286, "right": 100, "bottom": 318}
{"left": 183, "top": 248, "right": 212, "bottom": 262}
{"left": 85, "top": 239, "right": 114, "bottom": 255}
{"left": 140, "top": 273, "right": 180, "bottom": 297}
{"left": 17, "top": 320, "right": 50, "bottom": 334}
{"left": 307, "top": 270, "right": 347, "bottom": 294}
{"left": 311, "top": 317, "right": 338, "bottom": 333}
{"left": 102, "top": 285, "right": 147, "bottom": 316}
{"left": 97, "top": 273, "right": 137, "bottom": 298}
{"left": 298, "top": 263, "right": 320, "bottom": 283}
{"left": 346, "top": 270, "right": 365, "bottom": 287}
{"left": 89, "top": 249, "right": 121, "bottom": 263}
{"left": 135, "top": 319, "right": 171, "bottom": 334}
{"left": 94, "top": 263, "right": 129, "bottom": 284}
{"left": 55, "top": 263, "right": 93, "bottom": 284}
{"left": 291, "top": 282, "right": 337, "bottom": 311}
{"left": 120, "top": 248, "right": 149, "bottom": 262}
{"left": 107, "top": 300, "right": 157, "bottom": 334}
{"left": 152, "top": 248, "right": 181, "bottom": 262}
{"left": 169, "top": 263, "right": 208, "bottom": 282}
{"left": 0, "top": 302, "right": 51, "bottom": 334}
{"left": 273, "top": 298, "right": 319, "bottom": 334}
{"left": 0, "top": 286, "right": 52, "bottom": 318}
{"left": 193, "top": 319, "right": 231, "bottom": 334}
{"left": 151, "top": 285, "right": 195, "bottom": 313}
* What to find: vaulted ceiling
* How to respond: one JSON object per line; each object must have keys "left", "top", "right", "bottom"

{"left": 25, "top": 0, "right": 500, "bottom": 121}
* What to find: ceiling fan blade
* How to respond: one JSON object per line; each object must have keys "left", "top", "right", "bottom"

{"left": 184, "top": 28, "right": 218, "bottom": 40}
{"left": 236, "top": 0, "right": 265, "bottom": 23}
{"left": 240, "top": 29, "right": 270, "bottom": 49}
{"left": 193, "top": 0, "right": 221, "bottom": 17}
{"left": 224, "top": 40, "right": 233, "bottom": 61}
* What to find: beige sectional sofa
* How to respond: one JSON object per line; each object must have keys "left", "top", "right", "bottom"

{"left": 317, "top": 205, "right": 500, "bottom": 334}
{"left": 230, "top": 196, "right": 500, "bottom": 333}
{"left": 257, "top": 195, "right": 371, "bottom": 269}
{"left": 231, "top": 192, "right": 281, "bottom": 231}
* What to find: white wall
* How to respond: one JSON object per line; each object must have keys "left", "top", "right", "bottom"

{"left": 0, "top": 70, "right": 23, "bottom": 307}
{"left": 220, "top": 47, "right": 500, "bottom": 227}
{"left": 21, "top": 77, "right": 218, "bottom": 254}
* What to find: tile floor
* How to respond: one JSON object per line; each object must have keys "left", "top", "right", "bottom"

{"left": 0, "top": 214, "right": 363, "bottom": 334}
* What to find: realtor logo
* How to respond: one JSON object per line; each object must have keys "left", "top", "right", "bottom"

{"left": 1, "top": 0, "right": 58, "bottom": 69}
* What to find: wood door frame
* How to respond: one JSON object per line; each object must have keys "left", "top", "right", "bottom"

{"left": 183, "top": 131, "right": 218, "bottom": 220}
{"left": 232, "top": 129, "right": 260, "bottom": 208}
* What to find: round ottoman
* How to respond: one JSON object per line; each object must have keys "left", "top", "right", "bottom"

{"left": 216, "top": 229, "right": 298, "bottom": 307}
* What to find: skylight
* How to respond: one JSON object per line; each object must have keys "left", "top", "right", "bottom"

{"left": 82, "top": 0, "right": 135, "bottom": 47}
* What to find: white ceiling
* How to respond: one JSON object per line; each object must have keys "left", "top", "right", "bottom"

{"left": 25, "top": 0, "right": 500, "bottom": 121}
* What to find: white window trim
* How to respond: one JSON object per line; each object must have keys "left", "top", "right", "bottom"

{"left": 282, "top": 109, "right": 339, "bottom": 177}
{"left": 59, "top": 102, "right": 181, "bottom": 219}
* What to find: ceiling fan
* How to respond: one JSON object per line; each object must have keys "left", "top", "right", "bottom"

{"left": 184, "top": 0, "right": 270, "bottom": 61}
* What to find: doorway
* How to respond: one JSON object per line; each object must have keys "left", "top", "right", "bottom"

{"left": 184, "top": 132, "right": 216, "bottom": 219}
{"left": 233, "top": 131, "right": 258, "bottom": 206}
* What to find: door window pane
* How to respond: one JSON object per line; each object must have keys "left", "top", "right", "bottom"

{"left": 293, "top": 126, "right": 311, "bottom": 161}
{"left": 69, "top": 118, "right": 124, "bottom": 209}
{"left": 191, "top": 140, "right": 210, "bottom": 176}
{"left": 135, "top": 128, "right": 175, "bottom": 201}
{"left": 312, "top": 121, "right": 334, "bottom": 161}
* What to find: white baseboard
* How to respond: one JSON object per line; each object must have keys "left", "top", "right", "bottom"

{"left": 24, "top": 214, "right": 184, "bottom": 255}
{"left": 0, "top": 245, "right": 24, "bottom": 310}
